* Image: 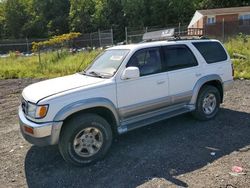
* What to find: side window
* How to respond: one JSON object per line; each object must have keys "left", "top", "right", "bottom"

{"left": 162, "top": 45, "right": 198, "bottom": 71}
{"left": 192, "top": 42, "right": 228, "bottom": 64}
{"left": 127, "top": 48, "right": 162, "bottom": 76}
{"left": 239, "top": 14, "right": 250, "bottom": 25}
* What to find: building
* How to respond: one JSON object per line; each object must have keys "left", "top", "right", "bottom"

{"left": 188, "top": 6, "right": 250, "bottom": 37}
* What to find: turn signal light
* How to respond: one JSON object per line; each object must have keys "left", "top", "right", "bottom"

{"left": 24, "top": 126, "right": 34, "bottom": 134}
{"left": 38, "top": 106, "right": 48, "bottom": 118}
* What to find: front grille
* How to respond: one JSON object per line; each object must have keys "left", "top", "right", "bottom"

{"left": 21, "top": 98, "right": 28, "bottom": 115}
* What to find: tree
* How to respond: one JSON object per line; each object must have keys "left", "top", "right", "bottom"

{"left": 45, "top": 0, "right": 70, "bottom": 36}
{"left": 93, "top": 0, "right": 109, "bottom": 29}
{"left": 23, "top": 0, "right": 70, "bottom": 38}
{"left": 2, "top": 0, "right": 70, "bottom": 39}
{"left": 106, "top": 0, "right": 126, "bottom": 41}
{"left": 198, "top": 0, "right": 249, "bottom": 9}
{"left": 0, "top": 0, "right": 249, "bottom": 39}
{"left": 32, "top": 32, "right": 81, "bottom": 63}
{"left": 168, "top": 0, "right": 198, "bottom": 24}
{"left": 69, "top": 0, "right": 95, "bottom": 33}
{"left": 0, "top": 1, "right": 6, "bottom": 38}
{"left": 19, "top": 0, "right": 47, "bottom": 38}
{"left": 123, "top": 0, "right": 145, "bottom": 27}
{"left": 4, "top": 0, "right": 29, "bottom": 38}
{"left": 144, "top": 0, "right": 171, "bottom": 27}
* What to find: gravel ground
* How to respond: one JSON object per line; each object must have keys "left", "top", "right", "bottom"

{"left": 0, "top": 79, "right": 249, "bottom": 188}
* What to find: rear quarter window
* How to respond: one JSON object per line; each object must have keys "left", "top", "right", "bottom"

{"left": 192, "top": 41, "right": 228, "bottom": 64}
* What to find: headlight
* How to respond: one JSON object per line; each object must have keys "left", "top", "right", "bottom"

{"left": 27, "top": 102, "right": 49, "bottom": 119}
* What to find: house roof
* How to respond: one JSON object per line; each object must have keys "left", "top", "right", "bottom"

{"left": 188, "top": 6, "right": 250, "bottom": 28}
{"left": 197, "top": 6, "right": 250, "bottom": 16}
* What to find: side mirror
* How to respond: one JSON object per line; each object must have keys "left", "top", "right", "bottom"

{"left": 121, "top": 67, "right": 140, "bottom": 80}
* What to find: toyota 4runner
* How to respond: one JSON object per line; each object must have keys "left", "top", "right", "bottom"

{"left": 19, "top": 38, "right": 234, "bottom": 166}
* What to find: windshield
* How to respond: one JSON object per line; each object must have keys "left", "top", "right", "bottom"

{"left": 84, "top": 49, "right": 130, "bottom": 78}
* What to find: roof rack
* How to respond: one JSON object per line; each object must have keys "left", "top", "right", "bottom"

{"left": 168, "top": 35, "right": 209, "bottom": 41}
{"left": 142, "top": 29, "right": 175, "bottom": 41}
{"left": 141, "top": 28, "right": 208, "bottom": 43}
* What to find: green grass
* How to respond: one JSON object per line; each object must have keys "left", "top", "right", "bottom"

{"left": 1, "top": 35, "right": 250, "bottom": 79}
{"left": 224, "top": 35, "right": 250, "bottom": 79}
{"left": 0, "top": 50, "right": 101, "bottom": 79}
{"left": 231, "top": 59, "right": 250, "bottom": 79}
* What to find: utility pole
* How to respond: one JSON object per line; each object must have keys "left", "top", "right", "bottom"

{"left": 178, "top": 22, "right": 181, "bottom": 36}
{"left": 125, "top": 27, "right": 128, "bottom": 44}
{"left": 98, "top": 29, "right": 102, "bottom": 47}
{"left": 222, "top": 18, "right": 225, "bottom": 42}
{"left": 26, "top": 37, "right": 29, "bottom": 54}
{"left": 111, "top": 28, "right": 114, "bottom": 46}
{"left": 90, "top": 33, "right": 93, "bottom": 48}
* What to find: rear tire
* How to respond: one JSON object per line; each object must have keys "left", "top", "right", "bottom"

{"left": 192, "top": 85, "right": 221, "bottom": 121}
{"left": 59, "top": 113, "right": 113, "bottom": 166}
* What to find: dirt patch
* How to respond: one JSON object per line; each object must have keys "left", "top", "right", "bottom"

{"left": 0, "top": 79, "right": 249, "bottom": 188}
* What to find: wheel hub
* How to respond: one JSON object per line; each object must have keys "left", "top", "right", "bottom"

{"left": 202, "top": 93, "right": 216, "bottom": 115}
{"left": 73, "top": 127, "right": 103, "bottom": 157}
{"left": 82, "top": 134, "right": 94, "bottom": 145}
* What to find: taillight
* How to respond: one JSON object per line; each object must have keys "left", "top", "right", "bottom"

{"left": 231, "top": 63, "right": 234, "bottom": 78}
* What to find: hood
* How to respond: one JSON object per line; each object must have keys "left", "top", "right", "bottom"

{"left": 22, "top": 74, "right": 105, "bottom": 103}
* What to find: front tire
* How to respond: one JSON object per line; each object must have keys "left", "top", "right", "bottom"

{"left": 59, "top": 113, "right": 113, "bottom": 166}
{"left": 192, "top": 85, "right": 221, "bottom": 121}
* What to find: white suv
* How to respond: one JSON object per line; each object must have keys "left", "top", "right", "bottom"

{"left": 19, "top": 39, "right": 234, "bottom": 166}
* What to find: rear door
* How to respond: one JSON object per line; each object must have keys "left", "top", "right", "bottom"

{"left": 162, "top": 44, "right": 201, "bottom": 104}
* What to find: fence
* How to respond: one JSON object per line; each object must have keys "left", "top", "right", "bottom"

{"left": 125, "top": 20, "right": 250, "bottom": 43}
{"left": 203, "top": 20, "right": 250, "bottom": 41}
{"left": 0, "top": 29, "right": 114, "bottom": 54}
{"left": 1, "top": 21, "right": 250, "bottom": 54}
{"left": 0, "top": 38, "right": 47, "bottom": 54}
{"left": 73, "top": 29, "right": 113, "bottom": 49}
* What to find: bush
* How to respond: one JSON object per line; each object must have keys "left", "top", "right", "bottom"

{"left": 1, "top": 35, "right": 250, "bottom": 80}
{"left": 0, "top": 50, "right": 100, "bottom": 79}
{"left": 224, "top": 34, "right": 250, "bottom": 79}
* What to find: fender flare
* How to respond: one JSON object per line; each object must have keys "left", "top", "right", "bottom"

{"left": 190, "top": 74, "right": 223, "bottom": 105}
{"left": 53, "top": 97, "right": 120, "bottom": 126}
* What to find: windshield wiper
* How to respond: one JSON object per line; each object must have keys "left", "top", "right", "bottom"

{"left": 87, "top": 71, "right": 108, "bottom": 78}
{"left": 89, "top": 71, "right": 102, "bottom": 78}
{"left": 81, "top": 70, "right": 87, "bottom": 75}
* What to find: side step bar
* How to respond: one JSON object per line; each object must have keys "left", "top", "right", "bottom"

{"left": 118, "top": 105, "right": 195, "bottom": 134}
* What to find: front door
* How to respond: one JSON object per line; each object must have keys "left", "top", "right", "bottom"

{"left": 116, "top": 47, "right": 169, "bottom": 120}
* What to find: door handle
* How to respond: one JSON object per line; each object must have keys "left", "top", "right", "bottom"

{"left": 157, "top": 80, "right": 166, "bottom": 85}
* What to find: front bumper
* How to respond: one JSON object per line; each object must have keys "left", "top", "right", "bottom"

{"left": 19, "top": 107, "right": 63, "bottom": 146}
